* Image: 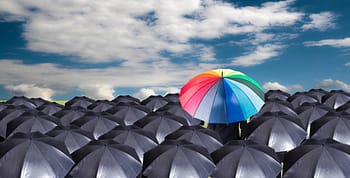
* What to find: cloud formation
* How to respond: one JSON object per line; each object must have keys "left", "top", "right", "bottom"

{"left": 4, "top": 84, "right": 56, "bottom": 100}
{"left": 304, "top": 37, "right": 350, "bottom": 47}
{"left": 319, "top": 79, "right": 350, "bottom": 92}
{"left": 263, "top": 81, "right": 303, "bottom": 92}
{"left": 133, "top": 87, "right": 180, "bottom": 100}
{"left": 302, "top": 12, "right": 336, "bottom": 31}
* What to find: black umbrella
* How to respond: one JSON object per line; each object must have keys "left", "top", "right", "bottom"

{"left": 111, "top": 95, "right": 140, "bottom": 105}
{"left": 307, "top": 88, "right": 328, "bottom": 103}
{"left": 165, "top": 125, "right": 223, "bottom": 153}
{"left": 336, "top": 101, "right": 350, "bottom": 114}
{"left": 0, "top": 132, "right": 74, "bottom": 178}
{"left": 99, "top": 125, "right": 158, "bottom": 162}
{"left": 164, "top": 93, "right": 179, "bottom": 103}
{"left": 142, "top": 139, "right": 216, "bottom": 178}
{"left": 141, "top": 95, "right": 169, "bottom": 111}
{"left": 106, "top": 103, "right": 151, "bottom": 125}
{"left": 253, "top": 99, "right": 299, "bottom": 119}
{"left": 322, "top": 90, "right": 350, "bottom": 109}
{"left": 65, "top": 96, "right": 95, "bottom": 109}
{"left": 53, "top": 106, "right": 87, "bottom": 126}
{"left": 46, "top": 126, "right": 94, "bottom": 154}
{"left": 295, "top": 102, "right": 333, "bottom": 137}
{"left": 246, "top": 112, "right": 307, "bottom": 153}
{"left": 0, "top": 105, "right": 37, "bottom": 137}
{"left": 87, "top": 100, "right": 115, "bottom": 112}
{"left": 264, "top": 90, "right": 290, "bottom": 101}
{"left": 310, "top": 112, "right": 350, "bottom": 145}
{"left": 211, "top": 140, "right": 281, "bottom": 178}
{"left": 287, "top": 92, "right": 318, "bottom": 108}
{"left": 68, "top": 140, "right": 142, "bottom": 178}
{"left": 30, "top": 97, "right": 50, "bottom": 107}
{"left": 0, "top": 103, "right": 12, "bottom": 112}
{"left": 157, "top": 102, "right": 201, "bottom": 126}
{"left": 71, "top": 111, "right": 124, "bottom": 139}
{"left": 283, "top": 139, "right": 350, "bottom": 178}
{"left": 7, "top": 111, "right": 61, "bottom": 137}
{"left": 6, "top": 96, "right": 37, "bottom": 109}
{"left": 36, "top": 102, "right": 64, "bottom": 115}
{"left": 134, "top": 112, "right": 189, "bottom": 143}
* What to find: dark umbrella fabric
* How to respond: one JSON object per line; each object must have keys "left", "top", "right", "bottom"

{"left": 99, "top": 125, "right": 158, "bottom": 162}
{"left": 6, "top": 112, "right": 61, "bottom": 137}
{"left": 87, "top": 100, "right": 115, "bottom": 112}
{"left": 211, "top": 140, "right": 281, "bottom": 178}
{"left": 264, "top": 90, "right": 290, "bottom": 101}
{"left": 141, "top": 95, "right": 169, "bottom": 111}
{"left": 134, "top": 112, "right": 189, "bottom": 143}
{"left": 157, "top": 102, "right": 201, "bottom": 126}
{"left": 310, "top": 112, "right": 350, "bottom": 145}
{"left": 0, "top": 132, "right": 74, "bottom": 178}
{"left": 253, "top": 99, "right": 299, "bottom": 119}
{"left": 287, "top": 92, "right": 318, "bottom": 109}
{"left": 46, "top": 126, "right": 94, "bottom": 154}
{"left": 6, "top": 96, "right": 37, "bottom": 109}
{"left": 142, "top": 139, "right": 215, "bottom": 178}
{"left": 53, "top": 107, "right": 87, "bottom": 126}
{"left": 322, "top": 90, "right": 350, "bottom": 109}
{"left": 68, "top": 140, "right": 142, "bottom": 178}
{"left": 164, "top": 93, "right": 179, "bottom": 103}
{"left": 283, "top": 139, "right": 350, "bottom": 178}
{"left": 336, "top": 101, "right": 350, "bottom": 114}
{"left": 246, "top": 112, "right": 307, "bottom": 152}
{"left": 111, "top": 95, "right": 140, "bottom": 105}
{"left": 165, "top": 125, "right": 223, "bottom": 153}
{"left": 307, "top": 88, "right": 328, "bottom": 102}
{"left": 71, "top": 112, "right": 124, "bottom": 139}
{"left": 106, "top": 103, "right": 150, "bottom": 125}
{"left": 65, "top": 96, "right": 95, "bottom": 109}
{"left": 36, "top": 102, "right": 64, "bottom": 115}
{"left": 30, "top": 97, "right": 50, "bottom": 107}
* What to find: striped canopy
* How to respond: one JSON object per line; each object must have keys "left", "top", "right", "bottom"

{"left": 179, "top": 69, "right": 265, "bottom": 124}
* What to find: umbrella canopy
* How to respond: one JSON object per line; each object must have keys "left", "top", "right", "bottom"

{"left": 165, "top": 125, "right": 223, "bottom": 153}
{"left": 46, "top": 126, "right": 94, "bottom": 154}
{"left": 134, "top": 112, "right": 189, "bottom": 143}
{"left": 211, "top": 140, "right": 281, "bottom": 178}
{"left": 141, "top": 95, "right": 169, "bottom": 112}
{"left": 0, "top": 132, "right": 74, "bottom": 178}
{"left": 65, "top": 96, "right": 95, "bottom": 109}
{"left": 287, "top": 92, "right": 319, "bottom": 109}
{"left": 111, "top": 95, "right": 140, "bottom": 105}
{"left": 68, "top": 140, "right": 142, "bottom": 178}
{"left": 322, "top": 90, "right": 350, "bottom": 109}
{"left": 295, "top": 102, "right": 333, "bottom": 137}
{"left": 180, "top": 69, "right": 264, "bottom": 124}
{"left": 246, "top": 112, "right": 307, "bottom": 152}
{"left": 157, "top": 102, "right": 201, "bottom": 126}
{"left": 164, "top": 93, "right": 180, "bottom": 103}
{"left": 6, "top": 96, "right": 37, "bottom": 109}
{"left": 7, "top": 111, "right": 61, "bottom": 137}
{"left": 36, "top": 102, "right": 64, "bottom": 115}
{"left": 0, "top": 105, "right": 37, "bottom": 137}
{"left": 310, "top": 112, "right": 350, "bottom": 145}
{"left": 264, "top": 89, "right": 290, "bottom": 101}
{"left": 283, "top": 139, "right": 350, "bottom": 178}
{"left": 307, "top": 88, "right": 328, "bottom": 102}
{"left": 87, "top": 100, "right": 115, "bottom": 112}
{"left": 53, "top": 107, "right": 87, "bottom": 126}
{"left": 253, "top": 99, "right": 299, "bottom": 119}
{"left": 142, "top": 139, "right": 216, "bottom": 178}
{"left": 71, "top": 111, "right": 124, "bottom": 139}
{"left": 336, "top": 101, "right": 350, "bottom": 114}
{"left": 106, "top": 103, "right": 151, "bottom": 125}
{"left": 99, "top": 125, "right": 158, "bottom": 162}
{"left": 29, "top": 97, "right": 50, "bottom": 107}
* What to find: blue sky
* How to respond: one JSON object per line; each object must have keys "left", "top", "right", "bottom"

{"left": 0, "top": 0, "right": 350, "bottom": 100}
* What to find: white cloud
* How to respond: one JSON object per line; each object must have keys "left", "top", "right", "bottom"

{"left": 4, "top": 84, "right": 56, "bottom": 100}
{"left": 302, "top": 12, "right": 336, "bottom": 31}
{"left": 199, "top": 46, "right": 215, "bottom": 62}
{"left": 133, "top": 87, "right": 180, "bottom": 100}
{"left": 304, "top": 37, "right": 350, "bottom": 48}
{"left": 263, "top": 82, "right": 303, "bottom": 92}
{"left": 0, "top": 0, "right": 303, "bottom": 63}
{"left": 78, "top": 84, "right": 115, "bottom": 100}
{"left": 319, "top": 79, "right": 350, "bottom": 92}
{"left": 232, "top": 44, "right": 284, "bottom": 66}
{"left": 345, "top": 62, "right": 350, "bottom": 67}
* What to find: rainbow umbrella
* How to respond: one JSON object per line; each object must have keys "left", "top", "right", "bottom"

{"left": 179, "top": 69, "right": 264, "bottom": 124}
